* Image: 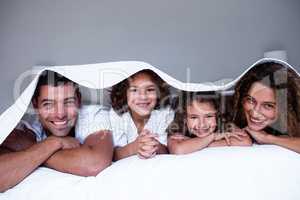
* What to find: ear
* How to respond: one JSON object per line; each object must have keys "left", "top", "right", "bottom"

{"left": 77, "top": 91, "right": 82, "bottom": 108}
{"left": 32, "top": 98, "right": 38, "bottom": 109}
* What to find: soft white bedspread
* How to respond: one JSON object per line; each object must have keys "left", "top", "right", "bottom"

{"left": 1, "top": 145, "right": 300, "bottom": 200}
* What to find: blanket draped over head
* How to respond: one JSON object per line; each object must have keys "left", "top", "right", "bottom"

{"left": 0, "top": 58, "right": 298, "bottom": 144}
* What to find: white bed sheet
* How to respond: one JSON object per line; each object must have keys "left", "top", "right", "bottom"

{"left": 1, "top": 145, "right": 300, "bottom": 200}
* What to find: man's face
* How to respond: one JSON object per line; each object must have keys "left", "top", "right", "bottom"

{"left": 33, "top": 83, "right": 80, "bottom": 137}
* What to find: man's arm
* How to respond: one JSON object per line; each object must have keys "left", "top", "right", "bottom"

{"left": 44, "top": 131, "right": 113, "bottom": 176}
{"left": 0, "top": 130, "right": 63, "bottom": 192}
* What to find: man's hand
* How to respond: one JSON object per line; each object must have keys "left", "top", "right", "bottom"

{"left": 50, "top": 136, "right": 80, "bottom": 150}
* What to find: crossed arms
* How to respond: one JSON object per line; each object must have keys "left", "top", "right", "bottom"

{"left": 0, "top": 129, "right": 113, "bottom": 192}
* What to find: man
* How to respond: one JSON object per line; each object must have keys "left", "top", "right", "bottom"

{"left": 0, "top": 70, "right": 113, "bottom": 192}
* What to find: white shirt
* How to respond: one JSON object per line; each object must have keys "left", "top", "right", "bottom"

{"left": 75, "top": 105, "right": 111, "bottom": 143}
{"left": 16, "top": 105, "right": 111, "bottom": 144}
{"left": 110, "top": 106, "right": 174, "bottom": 147}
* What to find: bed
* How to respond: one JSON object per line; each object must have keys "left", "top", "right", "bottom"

{"left": 1, "top": 145, "right": 300, "bottom": 200}
{"left": 1, "top": 58, "right": 300, "bottom": 199}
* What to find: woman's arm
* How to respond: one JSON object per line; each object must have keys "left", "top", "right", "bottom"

{"left": 270, "top": 136, "right": 300, "bottom": 154}
{"left": 246, "top": 127, "right": 300, "bottom": 153}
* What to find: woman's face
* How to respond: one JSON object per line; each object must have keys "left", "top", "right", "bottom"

{"left": 242, "top": 81, "right": 278, "bottom": 131}
{"left": 127, "top": 72, "right": 158, "bottom": 118}
{"left": 186, "top": 101, "right": 217, "bottom": 138}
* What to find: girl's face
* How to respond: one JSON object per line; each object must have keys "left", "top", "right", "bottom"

{"left": 242, "top": 81, "right": 278, "bottom": 131}
{"left": 127, "top": 72, "right": 158, "bottom": 118}
{"left": 186, "top": 100, "right": 217, "bottom": 138}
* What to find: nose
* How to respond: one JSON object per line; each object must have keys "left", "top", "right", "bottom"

{"left": 55, "top": 103, "right": 67, "bottom": 119}
{"left": 195, "top": 117, "right": 208, "bottom": 129}
{"left": 250, "top": 105, "right": 263, "bottom": 118}
{"left": 138, "top": 89, "right": 147, "bottom": 99}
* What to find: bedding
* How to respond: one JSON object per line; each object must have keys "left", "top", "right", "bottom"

{"left": 1, "top": 58, "right": 300, "bottom": 199}
{"left": 1, "top": 145, "right": 300, "bottom": 200}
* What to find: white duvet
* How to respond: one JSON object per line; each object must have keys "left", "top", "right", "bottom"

{"left": 1, "top": 145, "right": 300, "bottom": 200}
{"left": 1, "top": 58, "right": 300, "bottom": 199}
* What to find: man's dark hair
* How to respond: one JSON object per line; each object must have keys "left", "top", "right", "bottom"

{"left": 32, "top": 70, "right": 80, "bottom": 101}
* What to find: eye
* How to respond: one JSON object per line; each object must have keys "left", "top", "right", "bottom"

{"left": 128, "top": 88, "right": 138, "bottom": 93}
{"left": 188, "top": 115, "right": 198, "bottom": 120}
{"left": 42, "top": 102, "right": 54, "bottom": 109}
{"left": 146, "top": 87, "right": 156, "bottom": 93}
{"left": 245, "top": 96, "right": 255, "bottom": 105}
{"left": 263, "top": 103, "right": 275, "bottom": 110}
{"left": 206, "top": 113, "right": 216, "bottom": 118}
{"left": 65, "top": 100, "right": 76, "bottom": 106}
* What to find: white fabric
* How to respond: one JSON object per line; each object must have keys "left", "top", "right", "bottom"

{"left": 75, "top": 105, "right": 111, "bottom": 143}
{"left": 14, "top": 105, "right": 110, "bottom": 144}
{"left": 110, "top": 107, "right": 174, "bottom": 146}
{"left": 1, "top": 145, "right": 300, "bottom": 200}
{"left": 0, "top": 58, "right": 299, "bottom": 144}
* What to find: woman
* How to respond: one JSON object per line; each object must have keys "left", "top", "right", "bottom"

{"left": 233, "top": 61, "right": 300, "bottom": 153}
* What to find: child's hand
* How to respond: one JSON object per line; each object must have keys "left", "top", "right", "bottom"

{"left": 213, "top": 132, "right": 244, "bottom": 146}
{"left": 136, "top": 129, "right": 159, "bottom": 159}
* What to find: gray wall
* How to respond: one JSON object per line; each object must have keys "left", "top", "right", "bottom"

{"left": 1, "top": 0, "right": 300, "bottom": 112}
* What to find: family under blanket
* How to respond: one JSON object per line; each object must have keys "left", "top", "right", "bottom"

{"left": 1, "top": 61, "right": 300, "bottom": 192}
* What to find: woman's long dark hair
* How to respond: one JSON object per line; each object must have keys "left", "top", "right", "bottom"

{"left": 233, "top": 62, "right": 300, "bottom": 136}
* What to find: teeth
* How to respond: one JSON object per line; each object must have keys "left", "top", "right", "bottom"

{"left": 137, "top": 103, "right": 149, "bottom": 107}
{"left": 53, "top": 121, "right": 67, "bottom": 125}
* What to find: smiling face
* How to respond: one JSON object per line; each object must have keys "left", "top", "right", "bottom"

{"left": 242, "top": 81, "right": 278, "bottom": 131}
{"left": 126, "top": 72, "right": 158, "bottom": 119}
{"left": 186, "top": 100, "right": 217, "bottom": 138}
{"left": 33, "top": 83, "right": 80, "bottom": 137}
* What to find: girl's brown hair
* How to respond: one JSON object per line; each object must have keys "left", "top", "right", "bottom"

{"left": 167, "top": 91, "right": 220, "bottom": 137}
{"left": 110, "top": 69, "right": 171, "bottom": 115}
{"left": 233, "top": 62, "right": 300, "bottom": 136}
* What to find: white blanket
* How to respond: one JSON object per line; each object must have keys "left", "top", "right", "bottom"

{"left": 1, "top": 145, "right": 300, "bottom": 200}
{"left": 0, "top": 58, "right": 299, "bottom": 144}
{"left": 1, "top": 58, "right": 300, "bottom": 199}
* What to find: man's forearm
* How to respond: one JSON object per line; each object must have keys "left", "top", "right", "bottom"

{"left": 0, "top": 137, "right": 62, "bottom": 192}
{"left": 45, "top": 131, "right": 113, "bottom": 176}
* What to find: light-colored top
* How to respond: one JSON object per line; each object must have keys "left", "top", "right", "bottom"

{"left": 16, "top": 105, "right": 111, "bottom": 144}
{"left": 16, "top": 114, "right": 48, "bottom": 142}
{"left": 109, "top": 107, "right": 174, "bottom": 147}
{"left": 75, "top": 105, "right": 111, "bottom": 143}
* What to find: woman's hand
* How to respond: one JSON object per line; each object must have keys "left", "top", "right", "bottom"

{"left": 244, "top": 127, "right": 270, "bottom": 144}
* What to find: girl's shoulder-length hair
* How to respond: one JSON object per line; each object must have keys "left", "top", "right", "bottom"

{"left": 233, "top": 61, "right": 300, "bottom": 136}
{"left": 110, "top": 69, "right": 171, "bottom": 115}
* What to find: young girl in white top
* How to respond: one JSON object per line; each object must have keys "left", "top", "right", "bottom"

{"left": 110, "top": 69, "right": 174, "bottom": 160}
{"left": 167, "top": 92, "right": 252, "bottom": 155}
